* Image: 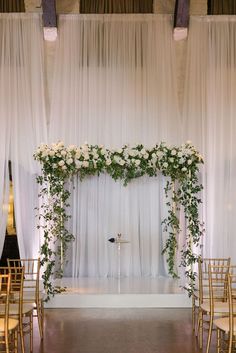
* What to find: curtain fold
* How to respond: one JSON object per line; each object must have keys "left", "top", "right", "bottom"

{"left": 50, "top": 14, "right": 181, "bottom": 278}
{"left": 183, "top": 16, "right": 236, "bottom": 262}
{"left": 0, "top": 14, "right": 47, "bottom": 259}
{"left": 80, "top": 0, "right": 153, "bottom": 13}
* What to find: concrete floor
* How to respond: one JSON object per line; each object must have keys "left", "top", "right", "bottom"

{"left": 29, "top": 308, "right": 214, "bottom": 353}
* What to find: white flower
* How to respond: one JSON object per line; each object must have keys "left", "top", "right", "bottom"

{"left": 62, "top": 165, "right": 67, "bottom": 170}
{"left": 169, "top": 157, "right": 174, "bottom": 163}
{"left": 93, "top": 153, "right": 99, "bottom": 160}
{"left": 116, "top": 148, "right": 123, "bottom": 154}
{"left": 171, "top": 149, "right": 177, "bottom": 156}
{"left": 49, "top": 150, "right": 55, "bottom": 156}
{"left": 57, "top": 141, "right": 64, "bottom": 148}
{"left": 100, "top": 149, "right": 106, "bottom": 155}
{"left": 106, "top": 159, "right": 112, "bottom": 166}
{"left": 135, "top": 160, "right": 141, "bottom": 166}
{"left": 75, "top": 161, "right": 82, "bottom": 168}
{"left": 118, "top": 159, "right": 125, "bottom": 166}
{"left": 187, "top": 160, "right": 192, "bottom": 165}
{"left": 179, "top": 158, "right": 185, "bottom": 164}
{"left": 61, "top": 150, "right": 67, "bottom": 156}
{"left": 182, "top": 167, "right": 187, "bottom": 172}
{"left": 156, "top": 151, "right": 164, "bottom": 159}
{"left": 163, "top": 162, "right": 168, "bottom": 168}
{"left": 83, "top": 153, "right": 89, "bottom": 160}
{"left": 186, "top": 140, "right": 192, "bottom": 145}
{"left": 141, "top": 148, "right": 146, "bottom": 155}
{"left": 68, "top": 145, "right": 76, "bottom": 151}
{"left": 58, "top": 160, "right": 65, "bottom": 166}
{"left": 82, "top": 161, "right": 89, "bottom": 168}
{"left": 143, "top": 153, "right": 149, "bottom": 160}
{"left": 66, "top": 158, "right": 73, "bottom": 165}
{"left": 42, "top": 151, "right": 48, "bottom": 158}
{"left": 177, "top": 152, "right": 183, "bottom": 158}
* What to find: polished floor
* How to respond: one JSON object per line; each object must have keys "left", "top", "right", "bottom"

{"left": 28, "top": 308, "right": 213, "bottom": 353}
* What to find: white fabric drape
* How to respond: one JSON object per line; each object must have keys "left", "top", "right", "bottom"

{"left": 0, "top": 14, "right": 47, "bottom": 259}
{"left": 183, "top": 16, "right": 236, "bottom": 262}
{"left": 50, "top": 14, "right": 181, "bottom": 277}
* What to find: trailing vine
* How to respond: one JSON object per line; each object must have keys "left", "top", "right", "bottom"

{"left": 34, "top": 141, "right": 204, "bottom": 300}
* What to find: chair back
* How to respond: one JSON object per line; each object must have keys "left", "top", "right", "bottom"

{"left": 7, "top": 258, "right": 40, "bottom": 298}
{"left": 0, "top": 273, "right": 11, "bottom": 334}
{"left": 208, "top": 264, "right": 230, "bottom": 309}
{"left": 198, "top": 257, "right": 231, "bottom": 303}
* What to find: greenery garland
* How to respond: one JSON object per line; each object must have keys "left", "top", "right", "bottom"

{"left": 34, "top": 141, "right": 204, "bottom": 300}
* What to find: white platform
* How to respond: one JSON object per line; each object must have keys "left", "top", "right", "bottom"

{"left": 45, "top": 277, "right": 192, "bottom": 308}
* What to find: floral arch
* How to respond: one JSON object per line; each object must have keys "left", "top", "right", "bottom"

{"left": 34, "top": 141, "right": 204, "bottom": 300}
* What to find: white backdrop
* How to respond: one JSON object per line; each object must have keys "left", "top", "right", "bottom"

{"left": 0, "top": 14, "right": 47, "bottom": 258}
{"left": 183, "top": 16, "right": 236, "bottom": 261}
{"left": 50, "top": 14, "right": 182, "bottom": 277}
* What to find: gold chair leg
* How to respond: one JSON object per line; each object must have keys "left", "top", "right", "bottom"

{"left": 206, "top": 315, "right": 213, "bottom": 353}
{"left": 199, "top": 309, "right": 203, "bottom": 349}
{"left": 192, "top": 296, "right": 195, "bottom": 331}
{"left": 30, "top": 313, "right": 33, "bottom": 353}
{"left": 14, "top": 330, "right": 18, "bottom": 353}
{"left": 217, "top": 328, "right": 220, "bottom": 353}
{"left": 19, "top": 318, "right": 25, "bottom": 353}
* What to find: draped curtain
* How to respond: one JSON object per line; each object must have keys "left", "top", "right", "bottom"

{"left": 183, "top": 16, "right": 236, "bottom": 262}
{"left": 80, "top": 0, "right": 153, "bottom": 13}
{"left": 0, "top": 14, "right": 47, "bottom": 259}
{"left": 49, "top": 14, "right": 182, "bottom": 278}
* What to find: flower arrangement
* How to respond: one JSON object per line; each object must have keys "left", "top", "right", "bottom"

{"left": 34, "top": 141, "right": 204, "bottom": 300}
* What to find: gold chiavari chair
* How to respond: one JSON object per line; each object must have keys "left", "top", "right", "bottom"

{"left": 193, "top": 257, "right": 231, "bottom": 335}
{"left": 214, "top": 270, "right": 236, "bottom": 353}
{"left": 7, "top": 259, "right": 44, "bottom": 340}
{"left": 2, "top": 266, "right": 34, "bottom": 353}
{"left": 0, "top": 273, "right": 19, "bottom": 353}
{"left": 199, "top": 263, "right": 231, "bottom": 353}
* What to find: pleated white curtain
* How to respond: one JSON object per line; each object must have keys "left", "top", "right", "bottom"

{"left": 183, "top": 16, "right": 236, "bottom": 262}
{"left": 50, "top": 14, "right": 182, "bottom": 277}
{"left": 0, "top": 14, "right": 47, "bottom": 258}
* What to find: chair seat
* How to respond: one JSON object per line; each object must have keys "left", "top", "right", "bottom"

{"left": 0, "top": 318, "right": 18, "bottom": 332}
{"left": 0, "top": 303, "right": 34, "bottom": 316}
{"left": 213, "top": 317, "right": 236, "bottom": 333}
{"left": 201, "top": 301, "right": 230, "bottom": 314}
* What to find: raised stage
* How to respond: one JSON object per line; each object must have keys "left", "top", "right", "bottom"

{"left": 45, "top": 277, "right": 191, "bottom": 308}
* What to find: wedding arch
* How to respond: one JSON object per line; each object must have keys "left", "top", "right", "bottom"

{"left": 34, "top": 141, "right": 204, "bottom": 300}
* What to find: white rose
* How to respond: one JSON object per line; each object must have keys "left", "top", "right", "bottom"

{"left": 141, "top": 148, "right": 146, "bottom": 155}
{"left": 135, "top": 160, "right": 141, "bottom": 166}
{"left": 83, "top": 153, "right": 89, "bottom": 160}
{"left": 163, "top": 162, "right": 168, "bottom": 168}
{"left": 49, "top": 150, "right": 55, "bottom": 156}
{"left": 66, "top": 158, "right": 73, "bottom": 165}
{"left": 82, "top": 161, "right": 89, "bottom": 168}
{"left": 58, "top": 160, "right": 65, "bottom": 166}
{"left": 93, "top": 153, "right": 99, "bottom": 160}
{"left": 177, "top": 152, "right": 183, "bottom": 157}
{"left": 169, "top": 157, "right": 174, "bottom": 163}
{"left": 182, "top": 167, "right": 187, "bottom": 172}
{"left": 179, "top": 158, "right": 185, "bottom": 164}
{"left": 152, "top": 153, "right": 156, "bottom": 159}
{"left": 67, "top": 145, "right": 75, "bottom": 151}
{"left": 106, "top": 159, "right": 112, "bottom": 166}
{"left": 119, "top": 159, "right": 125, "bottom": 166}
{"left": 75, "top": 161, "right": 82, "bottom": 168}
{"left": 57, "top": 141, "right": 64, "bottom": 147}
{"left": 61, "top": 150, "right": 67, "bottom": 156}
{"left": 100, "top": 148, "right": 106, "bottom": 155}
{"left": 62, "top": 165, "right": 67, "bottom": 170}
{"left": 171, "top": 149, "right": 177, "bottom": 156}
{"left": 187, "top": 160, "right": 192, "bottom": 165}
{"left": 42, "top": 151, "right": 48, "bottom": 157}
{"left": 115, "top": 148, "right": 123, "bottom": 154}
{"left": 143, "top": 153, "right": 149, "bottom": 159}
